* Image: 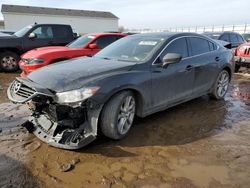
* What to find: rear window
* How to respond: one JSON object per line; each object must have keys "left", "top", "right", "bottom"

{"left": 189, "top": 37, "right": 211, "bottom": 56}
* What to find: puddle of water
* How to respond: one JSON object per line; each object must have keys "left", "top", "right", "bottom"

{"left": 231, "top": 81, "right": 250, "bottom": 105}
{"left": 0, "top": 72, "right": 19, "bottom": 103}
{"left": 169, "top": 162, "right": 230, "bottom": 187}
{"left": 0, "top": 72, "right": 250, "bottom": 187}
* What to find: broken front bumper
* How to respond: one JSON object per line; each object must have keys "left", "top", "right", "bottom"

{"left": 22, "top": 118, "right": 96, "bottom": 150}
{"left": 8, "top": 78, "right": 102, "bottom": 149}
{"left": 22, "top": 102, "right": 102, "bottom": 150}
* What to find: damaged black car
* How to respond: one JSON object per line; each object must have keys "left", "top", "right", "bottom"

{"left": 8, "top": 33, "right": 234, "bottom": 149}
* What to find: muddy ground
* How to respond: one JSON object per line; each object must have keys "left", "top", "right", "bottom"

{"left": 0, "top": 69, "right": 250, "bottom": 188}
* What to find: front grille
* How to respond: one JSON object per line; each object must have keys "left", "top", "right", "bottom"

{"left": 9, "top": 79, "right": 36, "bottom": 103}
{"left": 244, "top": 47, "right": 250, "bottom": 55}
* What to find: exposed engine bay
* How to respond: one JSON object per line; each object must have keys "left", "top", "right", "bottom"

{"left": 8, "top": 78, "right": 101, "bottom": 149}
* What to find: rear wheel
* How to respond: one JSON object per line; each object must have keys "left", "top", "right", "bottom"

{"left": 0, "top": 51, "right": 20, "bottom": 72}
{"left": 210, "top": 70, "right": 230, "bottom": 100}
{"left": 100, "top": 91, "right": 136, "bottom": 140}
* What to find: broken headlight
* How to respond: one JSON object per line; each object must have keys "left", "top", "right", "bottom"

{"left": 55, "top": 87, "right": 100, "bottom": 104}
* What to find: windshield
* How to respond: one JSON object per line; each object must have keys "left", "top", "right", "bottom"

{"left": 94, "top": 36, "right": 166, "bottom": 62}
{"left": 14, "top": 25, "right": 33, "bottom": 37}
{"left": 67, "top": 35, "right": 95, "bottom": 48}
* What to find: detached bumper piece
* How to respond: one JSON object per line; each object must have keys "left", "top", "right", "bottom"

{"left": 22, "top": 116, "right": 95, "bottom": 150}
{"left": 22, "top": 104, "right": 96, "bottom": 150}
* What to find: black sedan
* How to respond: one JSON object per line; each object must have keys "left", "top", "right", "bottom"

{"left": 8, "top": 32, "right": 234, "bottom": 149}
{"left": 203, "top": 31, "right": 245, "bottom": 48}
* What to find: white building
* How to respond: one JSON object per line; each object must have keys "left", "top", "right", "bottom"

{"left": 1, "top": 4, "right": 119, "bottom": 33}
{"left": 0, "top": 20, "right": 4, "bottom": 29}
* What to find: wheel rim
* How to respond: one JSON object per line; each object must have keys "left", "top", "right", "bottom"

{"left": 217, "top": 71, "right": 229, "bottom": 97}
{"left": 1, "top": 56, "right": 17, "bottom": 69}
{"left": 117, "top": 96, "right": 135, "bottom": 135}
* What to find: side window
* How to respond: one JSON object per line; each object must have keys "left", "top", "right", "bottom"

{"left": 160, "top": 38, "right": 188, "bottom": 59}
{"left": 230, "top": 34, "right": 239, "bottom": 43}
{"left": 93, "top": 36, "right": 118, "bottom": 49}
{"left": 32, "top": 26, "right": 53, "bottom": 39}
{"left": 189, "top": 37, "right": 211, "bottom": 56}
{"left": 237, "top": 35, "right": 245, "bottom": 44}
{"left": 53, "top": 26, "right": 72, "bottom": 38}
{"left": 208, "top": 41, "right": 216, "bottom": 51}
{"left": 219, "top": 34, "right": 229, "bottom": 42}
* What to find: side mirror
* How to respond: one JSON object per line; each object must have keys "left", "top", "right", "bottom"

{"left": 247, "top": 38, "right": 250, "bottom": 43}
{"left": 28, "top": 33, "right": 36, "bottom": 39}
{"left": 88, "top": 43, "right": 98, "bottom": 49}
{"left": 162, "top": 53, "right": 182, "bottom": 68}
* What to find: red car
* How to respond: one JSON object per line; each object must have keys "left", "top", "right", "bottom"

{"left": 19, "top": 33, "right": 127, "bottom": 77}
{"left": 234, "top": 43, "right": 250, "bottom": 72}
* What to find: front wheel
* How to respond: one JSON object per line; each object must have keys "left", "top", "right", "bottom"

{"left": 100, "top": 91, "right": 136, "bottom": 140}
{"left": 210, "top": 70, "right": 230, "bottom": 100}
{"left": 0, "top": 51, "right": 20, "bottom": 72}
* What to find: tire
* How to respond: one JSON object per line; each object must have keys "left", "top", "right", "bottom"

{"left": 100, "top": 91, "right": 136, "bottom": 140}
{"left": 0, "top": 51, "right": 20, "bottom": 72}
{"left": 235, "top": 64, "right": 241, "bottom": 73}
{"left": 210, "top": 70, "right": 230, "bottom": 100}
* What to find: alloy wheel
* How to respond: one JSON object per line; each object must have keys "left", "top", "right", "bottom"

{"left": 117, "top": 95, "right": 135, "bottom": 135}
{"left": 217, "top": 71, "right": 230, "bottom": 97}
{"left": 1, "top": 56, "right": 17, "bottom": 70}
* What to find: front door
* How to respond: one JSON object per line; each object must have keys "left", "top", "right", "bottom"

{"left": 22, "top": 25, "right": 54, "bottom": 52}
{"left": 151, "top": 37, "right": 195, "bottom": 108}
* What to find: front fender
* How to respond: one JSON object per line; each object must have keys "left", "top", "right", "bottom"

{"left": 90, "top": 70, "right": 152, "bottom": 117}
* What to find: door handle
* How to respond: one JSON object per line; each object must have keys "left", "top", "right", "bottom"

{"left": 185, "top": 65, "right": 193, "bottom": 71}
{"left": 215, "top": 57, "right": 220, "bottom": 62}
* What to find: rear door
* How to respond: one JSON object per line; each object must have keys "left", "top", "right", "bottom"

{"left": 151, "top": 37, "right": 195, "bottom": 108}
{"left": 188, "top": 37, "right": 220, "bottom": 95}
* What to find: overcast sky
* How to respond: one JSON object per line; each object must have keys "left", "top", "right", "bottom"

{"left": 0, "top": 0, "right": 249, "bottom": 29}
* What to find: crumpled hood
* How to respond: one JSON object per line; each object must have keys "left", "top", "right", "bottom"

{"left": 23, "top": 46, "right": 76, "bottom": 58}
{"left": 27, "top": 57, "right": 136, "bottom": 92}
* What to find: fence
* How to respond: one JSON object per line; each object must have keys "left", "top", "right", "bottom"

{"left": 128, "top": 23, "right": 250, "bottom": 34}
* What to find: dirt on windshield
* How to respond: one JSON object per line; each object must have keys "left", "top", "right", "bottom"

{"left": 0, "top": 69, "right": 250, "bottom": 188}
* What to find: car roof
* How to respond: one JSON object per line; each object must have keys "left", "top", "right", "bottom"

{"left": 129, "top": 32, "right": 207, "bottom": 39}
{"left": 88, "top": 33, "right": 127, "bottom": 37}
{"left": 203, "top": 31, "right": 240, "bottom": 35}
{"left": 30, "top": 23, "right": 71, "bottom": 27}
